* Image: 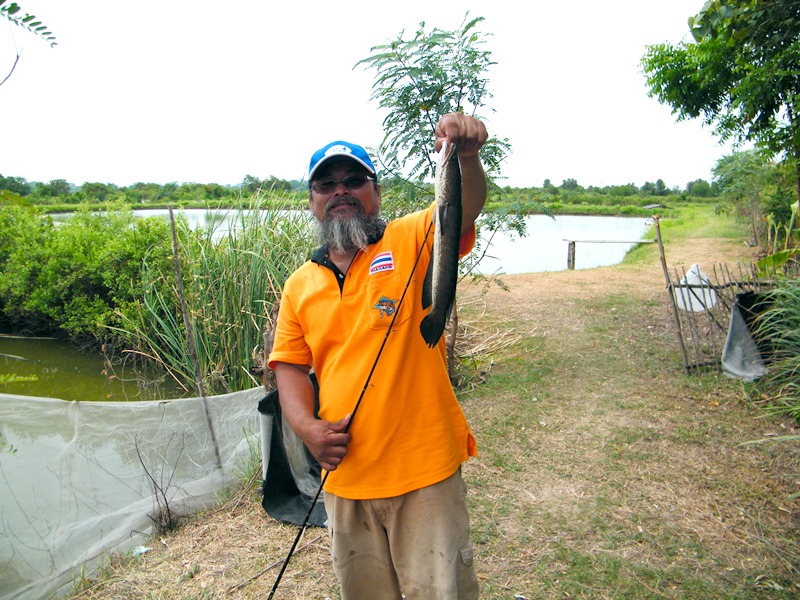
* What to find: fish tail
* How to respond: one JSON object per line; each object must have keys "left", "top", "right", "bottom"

{"left": 419, "top": 312, "right": 446, "bottom": 348}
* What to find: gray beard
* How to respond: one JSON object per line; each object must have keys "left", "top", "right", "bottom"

{"left": 317, "top": 211, "right": 386, "bottom": 254}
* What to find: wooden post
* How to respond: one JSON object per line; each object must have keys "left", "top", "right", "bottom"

{"left": 655, "top": 216, "right": 690, "bottom": 373}
{"left": 567, "top": 240, "right": 576, "bottom": 270}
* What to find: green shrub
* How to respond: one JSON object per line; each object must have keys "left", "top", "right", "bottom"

{"left": 0, "top": 206, "right": 174, "bottom": 337}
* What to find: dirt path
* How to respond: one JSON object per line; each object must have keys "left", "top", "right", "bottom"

{"left": 69, "top": 233, "right": 800, "bottom": 599}
{"left": 456, "top": 234, "right": 800, "bottom": 597}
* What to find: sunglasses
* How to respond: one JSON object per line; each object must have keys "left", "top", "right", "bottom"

{"left": 309, "top": 175, "right": 375, "bottom": 195}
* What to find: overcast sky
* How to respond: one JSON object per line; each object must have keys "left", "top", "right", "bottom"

{"left": 1, "top": 1, "right": 731, "bottom": 190}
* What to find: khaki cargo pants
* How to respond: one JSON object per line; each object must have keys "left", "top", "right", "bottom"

{"left": 324, "top": 468, "right": 479, "bottom": 599}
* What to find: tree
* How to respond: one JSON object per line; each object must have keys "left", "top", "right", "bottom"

{"left": 240, "top": 175, "right": 263, "bottom": 195}
{"left": 712, "top": 149, "right": 776, "bottom": 245}
{"left": 686, "top": 178, "right": 713, "bottom": 197}
{"left": 79, "top": 182, "right": 118, "bottom": 203}
{"left": 641, "top": 0, "right": 800, "bottom": 204}
{"left": 560, "top": 178, "right": 579, "bottom": 190}
{"left": 689, "top": 0, "right": 800, "bottom": 57}
{"left": 605, "top": 183, "right": 638, "bottom": 197}
{"left": 32, "top": 179, "right": 70, "bottom": 198}
{"left": 0, "top": 174, "right": 31, "bottom": 196}
{"left": 356, "top": 14, "right": 511, "bottom": 187}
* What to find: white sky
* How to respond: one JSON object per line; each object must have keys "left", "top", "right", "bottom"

{"left": 1, "top": 1, "right": 730, "bottom": 190}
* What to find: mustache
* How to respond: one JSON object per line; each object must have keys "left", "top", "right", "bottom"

{"left": 324, "top": 196, "right": 361, "bottom": 215}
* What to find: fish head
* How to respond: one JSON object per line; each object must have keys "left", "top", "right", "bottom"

{"left": 438, "top": 140, "right": 458, "bottom": 168}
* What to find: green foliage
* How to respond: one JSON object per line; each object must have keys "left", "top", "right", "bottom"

{"left": 640, "top": 179, "right": 669, "bottom": 196}
{"left": 711, "top": 149, "right": 791, "bottom": 246}
{"left": 0, "top": 206, "right": 174, "bottom": 337}
{"left": 689, "top": 0, "right": 800, "bottom": 56}
{"left": 356, "top": 13, "right": 511, "bottom": 183}
{"left": 0, "top": 174, "right": 32, "bottom": 196}
{"left": 641, "top": 1, "right": 800, "bottom": 203}
{"left": 756, "top": 247, "right": 799, "bottom": 274}
{"left": 560, "top": 178, "right": 580, "bottom": 191}
{"left": 758, "top": 200, "right": 799, "bottom": 272}
{"left": 686, "top": 178, "right": 713, "bottom": 197}
{"left": 0, "top": 1, "right": 57, "bottom": 46}
{"left": 1, "top": 175, "right": 306, "bottom": 207}
{"left": 32, "top": 179, "right": 71, "bottom": 198}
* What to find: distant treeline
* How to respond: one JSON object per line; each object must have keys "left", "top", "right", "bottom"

{"left": 0, "top": 173, "right": 717, "bottom": 208}
{"left": 0, "top": 174, "right": 305, "bottom": 206}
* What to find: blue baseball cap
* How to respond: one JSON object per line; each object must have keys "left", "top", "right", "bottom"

{"left": 308, "top": 141, "right": 377, "bottom": 181}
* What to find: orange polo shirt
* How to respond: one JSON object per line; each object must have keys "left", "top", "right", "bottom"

{"left": 268, "top": 204, "right": 477, "bottom": 500}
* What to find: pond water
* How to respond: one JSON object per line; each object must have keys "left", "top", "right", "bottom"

{"left": 0, "top": 335, "right": 188, "bottom": 402}
{"left": 10, "top": 211, "right": 651, "bottom": 401}
{"left": 474, "top": 214, "right": 651, "bottom": 274}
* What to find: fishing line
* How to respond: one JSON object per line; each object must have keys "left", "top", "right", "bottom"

{"left": 267, "top": 219, "right": 435, "bottom": 599}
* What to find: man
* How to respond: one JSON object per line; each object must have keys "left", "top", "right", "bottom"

{"left": 268, "top": 113, "right": 488, "bottom": 599}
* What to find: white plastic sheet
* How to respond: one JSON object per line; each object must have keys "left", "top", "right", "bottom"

{"left": 0, "top": 388, "right": 262, "bottom": 600}
{"left": 674, "top": 263, "right": 718, "bottom": 312}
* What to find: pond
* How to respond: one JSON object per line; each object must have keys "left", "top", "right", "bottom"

{"left": 8, "top": 211, "right": 651, "bottom": 401}
{"left": 0, "top": 335, "right": 188, "bottom": 402}
{"left": 474, "top": 214, "right": 651, "bottom": 274}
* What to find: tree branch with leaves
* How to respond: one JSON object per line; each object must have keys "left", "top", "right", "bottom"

{"left": 641, "top": 0, "right": 800, "bottom": 205}
{"left": 356, "top": 14, "right": 510, "bottom": 186}
{"left": 1, "top": 0, "right": 57, "bottom": 87}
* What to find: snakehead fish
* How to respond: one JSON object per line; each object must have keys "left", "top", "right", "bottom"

{"left": 420, "top": 140, "right": 462, "bottom": 348}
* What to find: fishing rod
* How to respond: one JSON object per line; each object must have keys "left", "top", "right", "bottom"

{"left": 267, "top": 219, "right": 435, "bottom": 599}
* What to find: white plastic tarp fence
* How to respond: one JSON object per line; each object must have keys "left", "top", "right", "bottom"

{"left": 673, "top": 263, "right": 718, "bottom": 312}
{"left": 0, "top": 388, "right": 262, "bottom": 600}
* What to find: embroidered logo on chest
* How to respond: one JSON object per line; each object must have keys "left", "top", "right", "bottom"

{"left": 369, "top": 251, "right": 395, "bottom": 274}
{"left": 372, "top": 296, "right": 398, "bottom": 319}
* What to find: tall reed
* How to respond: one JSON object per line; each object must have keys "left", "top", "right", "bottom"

{"left": 118, "top": 194, "right": 315, "bottom": 394}
{"left": 753, "top": 275, "right": 800, "bottom": 421}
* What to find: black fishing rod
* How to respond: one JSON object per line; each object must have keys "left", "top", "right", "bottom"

{"left": 267, "top": 219, "right": 434, "bottom": 599}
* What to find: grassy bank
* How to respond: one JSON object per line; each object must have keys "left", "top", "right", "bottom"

{"left": 69, "top": 206, "right": 800, "bottom": 599}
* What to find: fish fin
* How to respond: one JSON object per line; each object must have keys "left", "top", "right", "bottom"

{"left": 421, "top": 248, "right": 433, "bottom": 310}
{"left": 437, "top": 203, "right": 448, "bottom": 238}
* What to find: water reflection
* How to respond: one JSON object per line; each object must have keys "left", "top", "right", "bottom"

{"left": 0, "top": 335, "right": 187, "bottom": 402}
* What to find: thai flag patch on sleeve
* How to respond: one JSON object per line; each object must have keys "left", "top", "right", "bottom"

{"left": 369, "top": 251, "right": 395, "bottom": 274}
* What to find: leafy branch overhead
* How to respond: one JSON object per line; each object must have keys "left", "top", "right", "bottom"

{"left": 640, "top": 0, "right": 800, "bottom": 203}
{"left": 1, "top": 0, "right": 57, "bottom": 47}
{"left": 689, "top": 0, "right": 800, "bottom": 52}
{"left": 355, "top": 14, "right": 510, "bottom": 183}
